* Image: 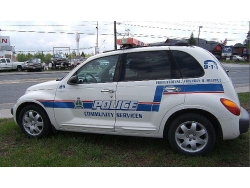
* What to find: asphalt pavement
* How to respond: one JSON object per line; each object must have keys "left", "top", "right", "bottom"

{"left": 0, "top": 63, "right": 249, "bottom": 119}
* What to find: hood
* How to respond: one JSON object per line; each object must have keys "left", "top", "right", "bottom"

{"left": 26, "top": 80, "right": 60, "bottom": 92}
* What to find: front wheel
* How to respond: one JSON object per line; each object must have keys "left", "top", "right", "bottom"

{"left": 18, "top": 105, "right": 52, "bottom": 138}
{"left": 168, "top": 113, "right": 216, "bottom": 156}
{"left": 17, "top": 66, "right": 22, "bottom": 72}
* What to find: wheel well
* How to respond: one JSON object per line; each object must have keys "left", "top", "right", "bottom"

{"left": 163, "top": 109, "right": 223, "bottom": 139}
{"left": 16, "top": 102, "right": 57, "bottom": 133}
{"left": 16, "top": 102, "right": 48, "bottom": 121}
{"left": 17, "top": 65, "right": 22, "bottom": 69}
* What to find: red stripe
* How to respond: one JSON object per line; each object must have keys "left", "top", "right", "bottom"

{"left": 139, "top": 102, "right": 160, "bottom": 104}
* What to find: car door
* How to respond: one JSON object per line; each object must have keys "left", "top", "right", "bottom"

{"left": 115, "top": 50, "right": 185, "bottom": 135}
{"left": 53, "top": 55, "right": 119, "bottom": 132}
{"left": 0, "top": 59, "right": 4, "bottom": 70}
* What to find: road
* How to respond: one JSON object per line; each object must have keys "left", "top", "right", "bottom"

{"left": 223, "top": 63, "right": 249, "bottom": 87}
{"left": 0, "top": 63, "right": 249, "bottom": 118}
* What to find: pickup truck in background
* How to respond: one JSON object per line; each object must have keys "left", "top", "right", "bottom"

{"left": 51, "top": 53, "right": 70, "bottom": 69}
{"left": 0, "top": 58, "right": 25, "bottom": 71}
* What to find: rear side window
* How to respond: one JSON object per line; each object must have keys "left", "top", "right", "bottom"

{"left": 122, "top": 51, "right": 180, "bottom": 81}
{"left": 172, "top": 50, "right": 204, "bottom": 78}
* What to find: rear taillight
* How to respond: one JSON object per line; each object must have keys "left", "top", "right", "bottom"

{"left": 220, "top": 98, "right": 241, "bottom": 116}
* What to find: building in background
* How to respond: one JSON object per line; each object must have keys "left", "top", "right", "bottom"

{"left": 0, "top": 36, "right": 17, "bottom": 61}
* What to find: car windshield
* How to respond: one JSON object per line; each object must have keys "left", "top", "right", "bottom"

{"left": 59, "top": 54, "right": 66, "bottom": 58}
{"left": 28, "top": 58, "right": 40, "bottom": 63}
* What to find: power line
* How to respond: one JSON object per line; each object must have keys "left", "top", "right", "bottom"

{"left": 1, "top": 21, "right": 114, "bottom": 27}
{"left": 119, "top": 23, "right": 248, "bottom": 34}
{"left": 2, "top": 28, "right": 247, "bottom": 36}
{"left": 15, "top": 46, "right": 95, "bottom": 53}
{"left": 143, "top": 21, "right": 248, "bottom": 27}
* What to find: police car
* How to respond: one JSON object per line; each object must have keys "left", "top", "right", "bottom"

{"left": 11, "top": 38, "right": 249, "bottom": 156}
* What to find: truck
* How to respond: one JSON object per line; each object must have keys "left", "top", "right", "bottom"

{"left": 0, "top": 58, "right": 25, "bottom": 71}
{"left": 51, "top": 53, "right": 70, "bottom": 69}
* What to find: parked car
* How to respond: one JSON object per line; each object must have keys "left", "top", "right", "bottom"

{"left": 24, "top": 58, "right": 43, "bottom": 71}
{"left": 71, "top": 57, "right": 87, "bottom": 68}
{"left": 232, "top": 55, "right": 245, "bottom": 61}
{"left": 11, "top": 43, "right": 249, "bottom": 156}
{"left": 51, "top": 54, "right": 70, "bottom": 69}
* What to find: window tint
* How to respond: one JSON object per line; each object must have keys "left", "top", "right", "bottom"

{"left": 172, "top": 50, "right": 204, "bottom": 78}
{"left": 75, "top": 55, "right": 118, "bottom": 84}
{"left": 123, "top": 51, "right": 175, "bottom": 81}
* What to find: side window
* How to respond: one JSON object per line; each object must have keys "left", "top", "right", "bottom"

{"left": 172, "top": 50, "right": 204, "bottom": 78}
{"left": 6, "top": 59, "right": 11, "bottom": 63}
{"left": 75, "top": 55, "right": 118, "bottom": 84}
{"left": 123, "top": 51, "right": 175, "bottom": 81}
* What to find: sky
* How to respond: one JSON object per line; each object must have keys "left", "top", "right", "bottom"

{"left": 1, "top": 21, "right": 249, "bottom": 55}
{"left": 1, "top": 0, "right": 249, "bottom": 56}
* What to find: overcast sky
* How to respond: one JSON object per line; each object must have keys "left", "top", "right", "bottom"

{"left": 1, "top": 1, "right": 249, "bottom": 55}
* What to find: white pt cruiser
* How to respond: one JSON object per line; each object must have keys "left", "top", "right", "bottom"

{"left": 11, "top": 45, "right": 249, "bottom": 156}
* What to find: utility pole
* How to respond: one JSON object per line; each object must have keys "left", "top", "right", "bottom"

{"left": 114, "top": 21, "right": 117, "bottom": 50}
{"left": 0, "top": 28, "right": 2, "bottom": 52}
{"left": 248, "top": 21, "right": 250, "bottom": 63}
{"left": 75, "top": 31, "right": 80, "bottom": 56}
{"left": 96, "top": 21, "right": 98, "bottom": 47}
{"left": 94, "top": 21, "right": 99, "bottom": 55}
{"left": 198, "top": 26, "right": 203, "bottom": 47}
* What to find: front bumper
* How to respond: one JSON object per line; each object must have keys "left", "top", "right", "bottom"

{"left": 239, "top": 107, "right": 250, "bottom": 134}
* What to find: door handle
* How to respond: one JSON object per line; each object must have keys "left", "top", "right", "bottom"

{"left": 101, "top": 89, "right": 115, "bottom": 93}
{"left": 164, "top": 87, "right": 181, "bottom": 92}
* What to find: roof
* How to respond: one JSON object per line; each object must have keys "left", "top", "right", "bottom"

{"left": 234, "top": 43, "right": 244, "bottom": 47}
{"left": 148, "top": 38, "right": 220, "bottom": 51}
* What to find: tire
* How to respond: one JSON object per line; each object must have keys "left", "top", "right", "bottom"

{"left": 18, "top": 105, "right": 52, "bottom": 138}
{"left": 17, "top": 66, "right": 22, "bottom": 72}
{"left": 168, "top": 113, "right": 216, "bottom": 156}
{"left": 51, "top": 62, "right": 56, "bottom": 70}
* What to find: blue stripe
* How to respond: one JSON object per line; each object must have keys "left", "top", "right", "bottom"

{"left": 185, "top": 84, "right": 223, "bottom": 92}
{"left": 152, "top": 104, "right": 160, "bottom": 112}
{"left": 40, "top": 101, "right": 54, "bottom": 108}
{"left": 54, "top": 102, "right": 75, "bottom": 108}
{"left": 153, "top": 86, "right": 164, "bottom": 102}
{"left": 136, "top": 104, "right": 152, "bottom": 112}
{"left": 39, "top": 84, "right": 224, "bottom": 112}
{"left": 83, "top": 103, "right": 93, "bottom": 109}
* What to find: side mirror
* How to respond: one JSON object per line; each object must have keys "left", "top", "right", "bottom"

{"left": 67, "top": 75, "right": 79, "bottom": 85}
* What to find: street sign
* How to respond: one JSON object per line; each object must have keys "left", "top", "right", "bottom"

{"left": 222, "top": 46, "right": 233, "bottom": 56}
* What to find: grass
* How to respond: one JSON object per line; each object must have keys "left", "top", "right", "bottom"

{"left": 0, "top": 93, "right": 249, "bottom": 167}
{"left": 238, "top": 92, "right": 250, "bottom": 113}
{"left": 221, "top": 60, "right": 250, "bottom": 64}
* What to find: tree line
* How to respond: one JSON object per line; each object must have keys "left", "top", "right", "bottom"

{"left": 16, "top": 51, "right": 91, "bottom": 62}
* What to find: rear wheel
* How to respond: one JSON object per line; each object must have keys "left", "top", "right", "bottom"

{"left": 168, "top": 113, "right": 216, "bottom": 156}
{"left": 18, "top": 105, "right": 52, "bottom": 138}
